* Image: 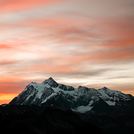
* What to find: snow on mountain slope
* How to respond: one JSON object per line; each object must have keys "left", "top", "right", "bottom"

{"left": 10, "top": 77, "right": 133, "bottom": 113}
{"left": 72, "top": 100, "right": 94, "bottom": 113}
{"left": 98, "top": 87, "right": 132, "bottom": 106}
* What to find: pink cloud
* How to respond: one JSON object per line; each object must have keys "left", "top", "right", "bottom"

{"left": 0, "top": 0, "right": 61, "bottom": 12}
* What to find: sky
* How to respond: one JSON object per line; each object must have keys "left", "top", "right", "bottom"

{"left": 0, "top": 0, "right": 134, "bottom": 104}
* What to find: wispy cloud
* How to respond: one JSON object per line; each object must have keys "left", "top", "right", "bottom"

{"left": 0, "top": 0, "right": 134, "bottom": 103}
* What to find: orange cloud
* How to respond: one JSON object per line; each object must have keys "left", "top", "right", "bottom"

{"left": 0, "top": 83, "right": 23, "bottom": 93}
{"left": 0, "top": 0, "right": 60, "bottom": 12}
{"left": 24, "top": 64, "right": 76, "bottom": 74}
{"left": 0, "top": 76, "right": 25, "bottom": 83}
{"left": 0, "top": 60, "right": 17, "bottom": 65}
{"left": 0, "top": 44, "right": 13, "bottom": 49}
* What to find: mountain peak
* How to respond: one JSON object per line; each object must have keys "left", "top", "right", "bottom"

{"left": 42, "top": 77, "right": 58, "bottom": 87}
{"left": 46, "top": 77, "right": 55, "bottom": 82}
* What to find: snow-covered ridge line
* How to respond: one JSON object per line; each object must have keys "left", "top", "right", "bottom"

{"left": 10, "top": 77, "right": 133, "bottom": 113}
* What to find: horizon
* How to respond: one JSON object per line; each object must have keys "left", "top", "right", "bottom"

{"left": 0, "top": 0, "right": 134, "bottom": 104}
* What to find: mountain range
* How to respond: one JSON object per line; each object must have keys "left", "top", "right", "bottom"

{"left": 10, "top": 77, "right": 134, "bottom": 113}
{"left": 0, "top": 77, "right": 134, "bottom": 134}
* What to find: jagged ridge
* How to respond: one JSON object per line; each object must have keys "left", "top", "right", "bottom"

{"left": 10, "top": 77, "right": 133, "bottom": 113}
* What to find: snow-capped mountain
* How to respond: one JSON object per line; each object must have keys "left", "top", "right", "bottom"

{"left": 10, "top": 77, "right": 133, "bottom": 113}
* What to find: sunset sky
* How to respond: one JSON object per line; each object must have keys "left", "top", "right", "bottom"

{"left": 0, "top": 0, "right": 134, "bottom": 104}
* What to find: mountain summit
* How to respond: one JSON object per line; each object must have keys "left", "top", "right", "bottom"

{"left": 42, "top": 77, "right": 58, "bottom": 87}
{"left": 10, "top": 77, "right": 133, "bottom": 113}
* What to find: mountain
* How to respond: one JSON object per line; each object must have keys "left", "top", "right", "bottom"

{"left": 10, "top": 77, "right": 134, "bottom": 113}
{"left": 1, "top": 77, "right": 134, "bottom": 134}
